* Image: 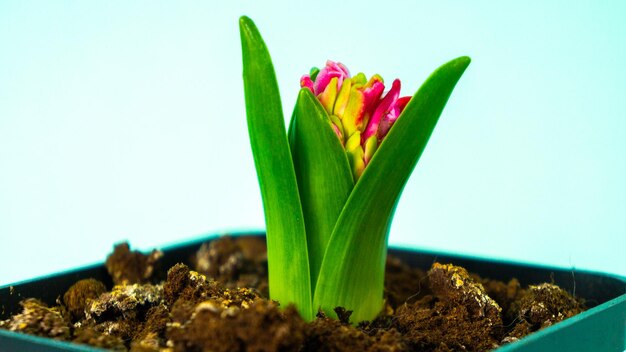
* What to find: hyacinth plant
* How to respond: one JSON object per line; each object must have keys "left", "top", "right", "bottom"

{"left": 240, "top": 16, "right": 470, "bottom": 323}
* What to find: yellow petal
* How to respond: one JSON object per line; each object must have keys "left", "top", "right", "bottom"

{"left": 333, "top": 77, "right": 352, "bottom": 118}
{"left": 363, "top": 135, "right": 378, "bottom": 164}
{"left": 341, "top": 87, "right": 365, "bottom": 137}
{"left": 345, "top": 131, "right": 361, "bottom": 152}
{"left": 318, "top": 77, "right": 338, "bottom": 114}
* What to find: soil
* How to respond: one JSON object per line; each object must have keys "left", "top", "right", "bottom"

{"left": 1, "top": 236, "right": 585, "bottom": 351}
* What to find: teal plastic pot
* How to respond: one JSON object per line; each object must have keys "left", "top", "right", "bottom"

{"left": 1, "top": 232, "right": 625, "bottom": 351}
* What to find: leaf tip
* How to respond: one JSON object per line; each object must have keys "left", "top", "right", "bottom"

{"left": 297, "top": 87, "right": 316, "bottom": 104}
{"left": 239, "top": 16, "right": 258, "bottom": 41}
{"left": 239, "top": 15, "right": 252, "bottom": 28}
{"left": 455, "top": 56, "right": 471, "bottom": 71}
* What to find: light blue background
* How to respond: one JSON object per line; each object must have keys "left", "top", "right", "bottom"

{"left": 1, "top": 1, "right": 625, "bottom": 284}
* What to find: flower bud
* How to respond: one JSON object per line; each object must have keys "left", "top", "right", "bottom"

{"left": 300, "top": 61, "right": 411, "bottom": 180}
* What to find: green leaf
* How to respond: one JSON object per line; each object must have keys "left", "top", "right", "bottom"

{"left": 291, "top": 89, "right": 354, "bottom": 290}
{"left": 313, "top": 56, "right": 471, "bottom": 323}
{"left": 239, "top": 16, "right": 312, "bottom": 320}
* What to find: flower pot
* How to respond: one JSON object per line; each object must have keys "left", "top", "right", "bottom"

{"left": 1, "top": 232, "right": 624, "bottom": 351}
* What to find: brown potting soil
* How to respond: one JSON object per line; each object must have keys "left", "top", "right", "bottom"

{"left": 1, "top": 236, "right": 585, "bottom": 351}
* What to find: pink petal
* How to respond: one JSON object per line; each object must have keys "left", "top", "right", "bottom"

{"left": 300, "top": 75, "right": 314, "bottom": 92}
{"left": 361, "top": 79, "right": 385, "bottom": 115}
{"left": 377, "top": 96, "right": 411, "bottom": 139}
{"left": 313, "top": 60, "right": 350, "bottom": 95}
{"left": 362, "top": 79, "right": 401, "bottom": 144}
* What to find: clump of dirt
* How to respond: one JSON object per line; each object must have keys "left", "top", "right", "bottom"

{"left": 106, "top": 242, "right": 163, "bottom": 285}
{"left": 503, "top": 283, "right": 585, "bottom": 343}
{"left": 0, "top": 298, "right": 70, "bottom": 339}
{"left": 130, "top": 304, "right": 170, "bottom": 351}
{"left": 510, "top": 283, "right": 584, "bottom": 327}
{"left": 164, "top": 262, "right": 260, "bottom": 328}
{"left": 395, "top": 263, "right": 503, "bottom": 351}
{"left": 167, "top": 299, "right": 306, "bottom": 352}
{"left": 474, "top": 275, "right": 524, "bottom": 314}
{"left": 163, "top": 263, "right": 223, "bottom": 307}
{"left": 83, "top": 283, "right": 164, "bottom": 344}
{"left": 72, "top": 326, "right": 126, "bottom": 351}
{"left": 1, "top": 235, "right": 587, "bottom": 352}
{"left": 64, "top": 278, "right": 107, "bottom": 320}
{"left": 428, "top": 263, "right": 503, "bottom": 321}
{"left": 194, "top": 236, "right": 268, "bottom": 295}
{"left": 86, "top": 283, "right": 163, "bottom": 321}
{"left": 304, "top": 310, "right": 407, "bottom": 352}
